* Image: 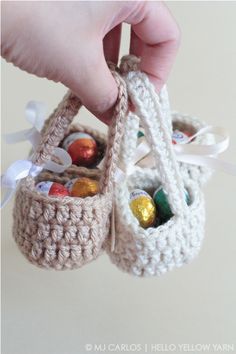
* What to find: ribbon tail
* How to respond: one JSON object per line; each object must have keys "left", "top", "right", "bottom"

{"left": 177, "top": 154, "right": 236, "bottom": 175}
{"left": 27, "top": 130, "right": 41, "bottom": 150}
{"left": 1, "top": 160, "right": 43, "bottom": 209}
{"left": 4, "top": 127, "right": 41, "bottom": 151}
{"left": 1, "top": 187, "right": 16, "bottom": 208}
{"left": 26, "top": 101, "right": 47, "bottom": 131}
{"left": 4, "top": 127, "right": 35, "bottom": 144}
{"left": 44, "top": 147, "right": 72, "bottom": 173}
{"left": 3, "top": 100, "right": 46, "bottom": 146}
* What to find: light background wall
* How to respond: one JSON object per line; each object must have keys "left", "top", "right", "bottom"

{"left": 1, "top": 2, "right": 236, "bottom": 354}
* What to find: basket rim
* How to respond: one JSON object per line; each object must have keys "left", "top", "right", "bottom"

{"left": 16, "top": 176, "right": 112, "bottom": 206}
{"left": 67, "top": 123, "right": 107, "bottom": 142}
{"left": 114, "top": 172, "right": 204, "bottom": 241}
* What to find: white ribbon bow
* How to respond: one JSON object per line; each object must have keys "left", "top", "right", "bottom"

{"left": 98, "top": 124, "right": 236, "bottom": 185}
{"left": 1, "top": 101, "right": 72, "bottom": 208}
{"left": 4, "top": 101, "right": 46, "bottom": 149}
{"left": 108, "top": 125, "right": 236, "bottom": 182}
{"left": 1, "top": 161, "right": 43, "bottom": 208}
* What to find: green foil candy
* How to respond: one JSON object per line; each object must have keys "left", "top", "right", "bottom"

{"left": 153, "top": 187, "right": 173, "bottom": 223}
{"left": 137, "top": 130, "right": 145, "bottom": 138}
{"left": 153, "top": 187, "right": 191, "bottom": 223}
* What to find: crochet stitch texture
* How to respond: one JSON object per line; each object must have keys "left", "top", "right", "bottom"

{"left": 119, "top": 55, "right": 215, "bottom": 187}
{"left": 106, "top": 57, "right": 205, "bottom": 277}
{"left": 13, "top": 70, "right": 128, "bottom": 270}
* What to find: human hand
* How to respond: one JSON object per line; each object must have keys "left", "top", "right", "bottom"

{"left": 1, "top": 1, "right": 180, "bottom": 123}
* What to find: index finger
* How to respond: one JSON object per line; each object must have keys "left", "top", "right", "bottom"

{"left": 126, "top": 2, "right": 181, "bottom": 92}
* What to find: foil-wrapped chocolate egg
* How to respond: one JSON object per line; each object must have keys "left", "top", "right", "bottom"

{"left": 172, "top": 129, "right": 192, "bottom": 145}
{"left": 35, "top": 181, "right": 69, "bottom": 197}
{"left": 153, "top": 186, "right": 191, "bottom": 223}
{"left": 62, "top": 132, "right": 98, "bottom": 166}
{"left": 65, "top": 177, "right": 99, "bottom": 198}
{"left": 129, "top": 189, "right": 156, "bottom": 229}
{"left": 137, "top": 130, "right": 145, "bottom": 138}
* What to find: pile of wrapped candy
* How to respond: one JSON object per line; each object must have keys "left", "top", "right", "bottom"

{"left": 36, "top": 132, "right": 101, "bottom": 198}
{"left": 129, "top": 187, "right": 190, "bottom": 229}
{"left": 37, "top": 127, "right": 192, "bottom": 229}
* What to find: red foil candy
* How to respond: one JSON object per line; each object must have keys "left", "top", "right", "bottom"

{"left": 35, "top": 181, "right": 69, "bottom": 197}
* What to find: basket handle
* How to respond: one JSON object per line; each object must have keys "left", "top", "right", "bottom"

{"left": 32, "top": 70, "right": 128, "bottom": 195}
{"left": 118, "top": 111, "right": 140, "bottom": 173}
{"left": 32, "top": 90, "right": 82, "bottom": 167}
{"left": 118, "top": 56, "right": 173, "bottom": 168}
{"left": 120, "top": 55, "right": 173, "bottom": 131}
{"left": 99, "top": 71, "right": 128, "bottom": 194}
{"left": 124, "top": 69, "right": 188, "bottom": 215}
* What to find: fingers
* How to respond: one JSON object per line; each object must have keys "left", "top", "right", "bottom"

{"left": 103, "top": 25, "right": 122, "bottom": 64}
{"left": 130, "top": 29, "right": 143, "bottom": 58}
{"left": 2, "top": 0, "right": 180, "bottom": 120}
{"left": 62, "top": 41, "right": 118, "bottom": 116}
{"left": 63, "top": 26, "right": 122, "bottom": 123}
{"left": 127, "top": 1, "right": 181, "bottom": 92}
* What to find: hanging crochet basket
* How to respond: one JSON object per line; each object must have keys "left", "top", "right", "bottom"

{"left": 12, "top": 71, "right": 128, "bottom": 270}
{"left": 40, "top": 101, "right": 107, "bottom": 172}
{"left": 171, "top": 112, "right": 215, "bottom": 186}
{"left": 119, "top": 55, "right": 215, "bottom": 187}
{"left": 106, "top": 69, "right": 205, "bottom": 277}
{"left": 136, "top": 112, "right": 215, "bottom": 186}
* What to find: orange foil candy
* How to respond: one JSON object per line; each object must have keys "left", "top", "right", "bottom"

{"left": 62, "top": 132, "right": 98, "bottom": 166}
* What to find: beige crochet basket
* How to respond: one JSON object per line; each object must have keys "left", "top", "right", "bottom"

{"left": 39, "top": 98, "right": 107, "bottom": 171}
{"left": 13, "top": 71, "right": 128, "bottom": 270}
{"left": 106, "top": 70, "right": 205, "bottom": 277}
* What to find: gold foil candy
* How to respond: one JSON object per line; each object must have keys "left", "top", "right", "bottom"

{"left": 66, "top": 177, "right": 99, "bottom": 198}
{"left": 129, "top": 189, "right": 156, "bottom": 229}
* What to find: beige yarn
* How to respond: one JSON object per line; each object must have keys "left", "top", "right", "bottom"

{"left": 106, "top": 65, "right": 205, "bottom": 277}
{"left": 13, "top": 70, "right": 128, "bottom": 270}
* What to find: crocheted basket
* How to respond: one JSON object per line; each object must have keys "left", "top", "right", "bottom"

{"left": 40, "top": 102, "right": 107, "bottom": 171}
{"left": 119, "top": 55, "right": 215, "bottom": 186}
{"left": 106, "top": 70, "right": 205, "bottom": 277}
{"left": 171, "top": 112, "right": 215, "bottom": 186}
{"left": 135, "top": 112, "right": 215, "bottom": 186}
{"left": 12, "top": 71, "right": 128, "bottom": 270}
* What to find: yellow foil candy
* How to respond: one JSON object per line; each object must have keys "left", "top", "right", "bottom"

{"left": 129, "top": 189, "right": 156, "bottom": 229}
{"left": 66, "top": 177, "right": 99, "bottom": 198}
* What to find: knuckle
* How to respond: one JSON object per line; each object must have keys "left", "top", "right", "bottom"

{"left": 168, "top": 20, "right": 182, "bottom": 48}
{"left": 173, "top": 23, "right": 181, "bottom": 46}
{"left": 89, "top": 87, "right": 118, "bottom": 113}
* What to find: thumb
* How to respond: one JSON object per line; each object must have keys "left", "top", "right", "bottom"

{"left": 62, "top": 42, "right": 118, "bottom": 117}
